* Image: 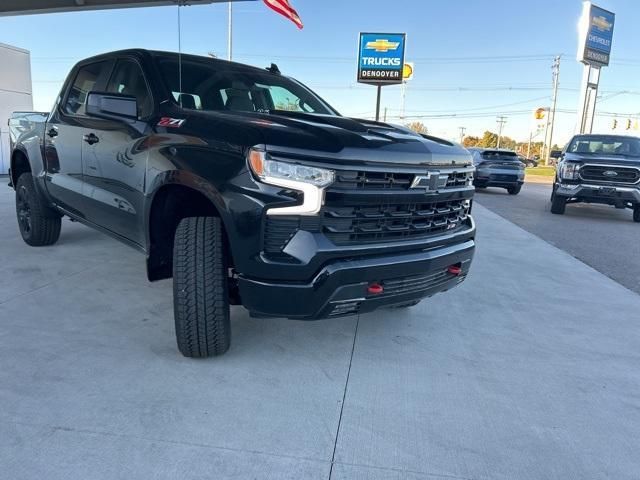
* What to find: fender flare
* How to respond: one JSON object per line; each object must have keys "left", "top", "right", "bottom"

{"left": 143, "top": 169, "right": 232, "bottom": 251}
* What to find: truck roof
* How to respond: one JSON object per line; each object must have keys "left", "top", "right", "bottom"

{"left": 78, "top": 48, "right": 274, "bottom": 76}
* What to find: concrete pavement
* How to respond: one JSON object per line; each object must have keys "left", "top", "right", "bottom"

{"left": 1, "top": 179, "right": 640, "bottom": 479}
{"left": 476, "top": 182, "right": 640, "bottom": 294}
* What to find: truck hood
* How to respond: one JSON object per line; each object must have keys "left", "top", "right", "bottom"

{"left": 181, "top": 109, "right": 471, "bottom": 168}
{"left": 565, "top": 152, "right": 640, "bottom": 166}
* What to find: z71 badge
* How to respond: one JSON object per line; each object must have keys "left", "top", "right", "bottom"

{"left": 157, "top": 117, "right": 186, "bottom": 128}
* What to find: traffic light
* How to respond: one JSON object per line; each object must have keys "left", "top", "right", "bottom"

{"left": 627, "top": 119, "right": 633, "bottom": 130}
{"left": 612, "top": 119, "right": 618, "bottom": 130}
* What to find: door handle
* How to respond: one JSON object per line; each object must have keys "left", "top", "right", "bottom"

{"left": 83, "top": 133, "right": 100, "bottom": 145}
{"left": 47, "top": 128, "right": 58, "bottom": 138}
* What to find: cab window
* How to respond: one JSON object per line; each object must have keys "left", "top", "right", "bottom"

{"left": 106, "top": 60, "right": 153, "bottom": 118}
{"left": 64, "top": 61, "right": 110, "bottom": 116}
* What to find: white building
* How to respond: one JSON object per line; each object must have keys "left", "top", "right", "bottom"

{"left": 0, "top": 43, "right": 33, "bottom": 174}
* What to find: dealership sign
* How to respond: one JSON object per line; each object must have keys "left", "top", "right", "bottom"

{"left": 578, "top": 3, "right": 615, "bottom": 66}
{"left": 357, "top": 32, "right": 406, "bottom": 85}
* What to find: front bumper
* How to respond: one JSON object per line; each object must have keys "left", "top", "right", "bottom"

{"left": 556, "top": 183, "right": 640, "bottom": 204}
{"left": 238, "top": 235, "right": 475, "bottom": 319}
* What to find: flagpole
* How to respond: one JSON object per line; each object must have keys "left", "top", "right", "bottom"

{"left": 227, "top": 1, "right": 233, "bottom": 61}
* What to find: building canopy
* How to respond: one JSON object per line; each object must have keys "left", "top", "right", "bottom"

{"left": 0, "top": 0, "right": 252, "bottom": 17}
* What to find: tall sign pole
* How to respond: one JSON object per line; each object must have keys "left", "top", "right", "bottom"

{"left": 227, "top": 2, "right": 233, "bottom": 61}
{"left": 576, "top": 2, "right": 615, "bottom": 134}
{"left": 357, "top": 33, "right": 407, "bottom": 121}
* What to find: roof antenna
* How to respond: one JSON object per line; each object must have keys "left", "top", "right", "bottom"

{"left": 177, "top": 1, "right": 183, "bottom": 107}
{"left": 266, "top": 63, "right": 281, "bottom": 74}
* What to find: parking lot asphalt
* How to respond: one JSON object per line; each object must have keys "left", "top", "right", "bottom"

{"left": 2, "top": 177, "right": 640, "bottom": 479}
{"left": 475, "top": 182, "right": 640, "bottom": 294}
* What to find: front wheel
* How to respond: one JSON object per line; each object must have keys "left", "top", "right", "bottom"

{"left": 550, "top": 193, "right": 567, "bottom": 215}
{"left": 173, "top": 217, "right": 231, "bottom": 358}
{"left": 507, "top": 185, "right": 522, "bottom": 195}
{"left": 15, "top": 173, "right": 61, "bottom": 246}
{"left": 633, "top": 205, "right": 640, "bottom": 223}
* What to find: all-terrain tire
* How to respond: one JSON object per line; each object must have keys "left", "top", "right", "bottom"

{"left": 507, "top": 185, "right": 522, "bottom": 195}
{"left": 633, "top": 205, "right": 640, "bottom": 223}
{"left": 550, "top": 193, "right": 567, "bottom": 215}
{"left": 173, "top": 217, "right": 231, "bottom": 358}
{"left": 15, "top": 173, "right": 61, "bottom": 246}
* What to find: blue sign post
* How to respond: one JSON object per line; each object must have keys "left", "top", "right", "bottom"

{"left": 576, "top": 3, "right": 616, "bottom": 134}
{"left": 357, "top": 32, "right": 407, "bottom": 121}
{"left": 580, "top": 4, "right": 615, "bottom": 66}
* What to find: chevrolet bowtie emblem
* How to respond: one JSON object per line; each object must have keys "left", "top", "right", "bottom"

{"left": 365, "top": 39, "right": 400, "bottom": 53}
{"left": 592, "top": 15, "right": 613, "bottom": 32}
{"left": 411, "top": 172, "right": 449, "bottom": 191}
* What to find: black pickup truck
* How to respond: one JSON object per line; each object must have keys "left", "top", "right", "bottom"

{"left": 551, "top": 134, "right": 640, "bottom": 222}
{"left": 9, "top": 49, "right": 476, "bottom": 357}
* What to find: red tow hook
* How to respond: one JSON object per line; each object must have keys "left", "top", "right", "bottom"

{"left": 367, "top": 283, "right": 384, "bottom": 295}
{"left": 447, "top": 264, "right": 463, "bottom": 276}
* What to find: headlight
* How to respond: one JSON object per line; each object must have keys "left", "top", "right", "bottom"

{"left": 248, "top": 148, "right": 335, "bottom": 216}
{"left": 248, "top": 148, "right": 334, "bottom": 187}
{"left": 560, "top": 163, "right": 580, "bottom": 180}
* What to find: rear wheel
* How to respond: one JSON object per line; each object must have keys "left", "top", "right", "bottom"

{"left": 173, "top": 217, "right": 231, "bottom": 358}
{"left": 507, "top": 185, "right": 522, "bottom": 195}
{"left": 633, "top": 205, "right": 640, "bottom": 223}
{"left": 15, "top": 173, "right": 61, "bottom": 246}
{"left": 550, "top": 193, "right": 567, "bottom": 215}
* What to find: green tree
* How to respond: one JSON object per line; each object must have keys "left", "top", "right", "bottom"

{"left": 478, "top": 131, "right": 498, "bottom": 148}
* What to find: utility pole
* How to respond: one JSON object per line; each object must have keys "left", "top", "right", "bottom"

{"left": 383, "top": 107, "right": 388, "bottom": 122}
{"left": 496, "top": 116, "right": 507, "bottom": 149}
{"left": 546, "top": 55, "right": 561, "bottom": 164}
{"left": 400, "top": 82, "right": 407, "bottom": 120}
{"left": 458, "top": 126, "right": 466, "bottom": 144}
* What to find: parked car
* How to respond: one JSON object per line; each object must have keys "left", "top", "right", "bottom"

{"left": 467, "top": 148, "right": 525, "bottom": 195}
{"left": 518, "top": 154, "right": 538, "bottom": 168}
{"left": 8, "top": 49, "right": 476, "bottom": 358}
{"left": 551, "top": 134, "right": 640, "bottom": 222}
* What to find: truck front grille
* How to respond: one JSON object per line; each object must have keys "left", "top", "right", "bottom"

{"left": 332, "top": 168, "right": 473, "bottom": 191}
{"left": 262, "top": 166, "right": 474, "bottom": 258}
{"left": 322, "top": 199, "right": 470, "bottom": 245}
{"left": 580, "top": 165, "right": 640, "bottom": 185}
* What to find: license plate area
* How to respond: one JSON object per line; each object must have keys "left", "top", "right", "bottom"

{"left": 597, "top": 187, "right": 616, "bottom": 195}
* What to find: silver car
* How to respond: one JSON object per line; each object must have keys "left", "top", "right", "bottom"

{"left": 468, "top": 148, "right": 525, "bottom": 195}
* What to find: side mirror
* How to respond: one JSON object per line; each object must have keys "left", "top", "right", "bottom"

{"left": 86, "top": 91, "right": 138, "bottom": 122}
{"left": 549, "top": 150, "right": 563, "bottom": 159}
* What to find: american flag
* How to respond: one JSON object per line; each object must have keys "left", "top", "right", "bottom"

{"left": 263, "top": 0, "right": 304, "bottom": 29}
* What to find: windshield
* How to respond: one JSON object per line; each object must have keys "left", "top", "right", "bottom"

{"left": 480, "top": 151, "right": 520, "bottom": 161}
{"left": 156, "top": 56, "right": 336, "bottom": 116}
{"left": 567, "top": 136, "right": 640, "bottom": 156}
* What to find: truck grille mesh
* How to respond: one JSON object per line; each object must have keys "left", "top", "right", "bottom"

{"left": 322, "top": 199, "right": 470, "bottom": 245}
{"left": 263, "top": 167, "right": 474, "bottom": 257}
{"left": 332, "top": 169, "right": 473, "bottom": 190}
{"left": 580, "top": 165, "right": 640, "bottom": 185}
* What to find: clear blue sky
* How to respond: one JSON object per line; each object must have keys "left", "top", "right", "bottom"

{"left": 2, "top": 0, "right": 640, "bottom": 145}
